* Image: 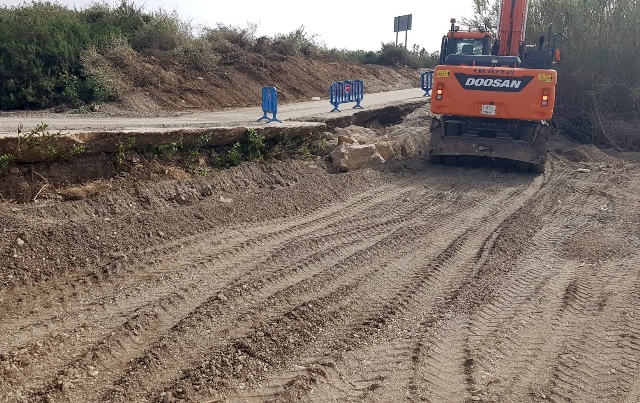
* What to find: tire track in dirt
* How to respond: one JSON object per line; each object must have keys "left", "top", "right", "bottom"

{"left": 203, "top": 168, "right": 547, "bottom": 402}
{"left": 372, "top": 165, "right": 557, "bottom": 401}
{"left": 407, "top": 164, "right": 640, "bottom": 403}
{"left": 536, "top": 169, "right": 640, "bottom": 402}
{"left": 1, "top": 181, "right": 416, "bottom": 339}
{"left": 91, "top": 172, "right": 517, "bottom": 402}
{"left": 10, "top": 172, "right": 480, "bottom": 402}
{"left": 35, "top": 169, "right": 524, "bottom": 402}
{"left": 4, "top": 147, "right": 638, "bottom": 402}
{"left": 404, "top": 164, "right": 614, "bottom": 402}
{"left": 541, "top": 261, "right": 640, "bottom": 403}
{"left": 279, "top": 162, "right": 554, "bottom": 402}
{"left": 3, "top": 181, "right": 430, "bottom": 400}
{"left": 454, "top": 168, "right": 608, "bottom": 401}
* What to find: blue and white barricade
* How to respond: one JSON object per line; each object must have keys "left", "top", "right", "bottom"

{"left": 257, "top": 86, "right": 282, "bottom": 123}
{"left": 329, "top": 80, "right": 364, "bottom": 112}
{"left": 421, "top": 71, "right": 434, "bottom": 96}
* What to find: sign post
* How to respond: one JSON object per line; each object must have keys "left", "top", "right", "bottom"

{"left": 393, "top": 14, "right": 412, "bottom": 49}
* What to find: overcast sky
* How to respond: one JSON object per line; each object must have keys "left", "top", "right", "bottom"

{"left": 1, "top": 0, "right": 475, "bottom": 52}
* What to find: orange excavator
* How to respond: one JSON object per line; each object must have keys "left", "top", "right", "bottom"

{"left": 429, "top": 0, "right": 560, "bottom": 172}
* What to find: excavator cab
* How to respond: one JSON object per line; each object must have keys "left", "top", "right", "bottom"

{"left": 439, "top": 18, "right": 493, "bottom": 65}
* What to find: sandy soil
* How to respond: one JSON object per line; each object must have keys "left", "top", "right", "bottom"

{"left": 2, "top": 103, "right": 640, "bottom": 402}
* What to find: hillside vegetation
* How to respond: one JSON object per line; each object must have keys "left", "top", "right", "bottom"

{"left": 0, "top": 1, "right": 437, "bottom": 111}
{"left": 468, "top": 0, "right": 640, "bottom": 150}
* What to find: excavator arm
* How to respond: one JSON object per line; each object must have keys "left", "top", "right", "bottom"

{"left": 496, "top": 0, "right": 530, "bottom": 57}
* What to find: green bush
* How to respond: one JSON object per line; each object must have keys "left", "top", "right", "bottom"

{"left": 0, "top": 1, "right": 173, "bottom": 110}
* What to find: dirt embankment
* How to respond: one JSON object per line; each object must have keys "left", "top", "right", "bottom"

{"left": 85, "top": 54, "right": 421, "bottom": 116}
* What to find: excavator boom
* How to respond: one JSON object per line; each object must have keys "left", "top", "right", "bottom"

{"left": 497, "top": 0, "right": 529, "bottom": 56}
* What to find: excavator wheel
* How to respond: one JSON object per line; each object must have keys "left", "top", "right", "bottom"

{"left": 445, "top": 122, "right": 461, "bottom": 136}
{"left": 519, "top": 124, "right": 537, "bottom": 144}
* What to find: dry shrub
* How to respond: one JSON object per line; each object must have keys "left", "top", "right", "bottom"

{"left": 175, "top": 38, "right": 221, "bottom": 72}
{"left": 100, "top": 35, "right": 139, "bottom": 69}
{"left": 80, "top": 46, "right": 128, "bottom": 102}
{"left": 202, "top": 24, "right": 256, "bottom": 49}
{"left": 131, "top": 10, "right": 189, "bottom": 52}
{"left": 599, "top": 119, "right": 640, "bottom": 151}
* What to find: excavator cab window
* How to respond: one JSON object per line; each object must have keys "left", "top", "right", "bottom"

{"left": 439, "top": 32, "right": 493, "bottom": 65}
{"left": 454, "top": 39, "right": 484, "bottom": 55}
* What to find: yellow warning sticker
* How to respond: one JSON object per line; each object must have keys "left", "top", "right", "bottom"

{"left": 437, "top": 70, "right": 450, "bottom": 78}
{"left": 538, "top": 74, "right": 553, "bottom": 82}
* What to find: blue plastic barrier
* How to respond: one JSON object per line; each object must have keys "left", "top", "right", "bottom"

{"left": 329, "top": 80, "right": 364, "bottom": 112}
{"left": 257, "top": 86, "right": 282, "bottom": 123}
{"left": 421, "top": 71, "right": 434, "bottom": 96}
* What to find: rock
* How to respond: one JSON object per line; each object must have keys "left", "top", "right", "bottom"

{"left": 330, "top": 143, "right": 385, "bottom": 172}
{"left": 161, "top": 391, "right": 174, "bottom": 403}
{"left": 576, "top": 168, "right": 591, "bottom": 173}
{"left": 217, "top": 293, "right": 227, "bottom": 302}
{"left": 200, "top": 186, "right": 213, "bottom": 197}
{"left": 337, "top": 135, "right": 357, "bottom": 145}
{"left": 219, "top": 195, "right": 233, "bottom": 203}
{"left": 399, "top": 132, "right": 429, "bottom": 158}
{"left": 9, "top": 167, "right": 20, "bottom": 175}
{"left": 61, "top": 380, "right": 74, "bottom": 391}
{"left": 16, "top": 238, "right": 25, "bottom": 247}
{"left": 374, "top": 141, "right": 398, "bottom": 161}
{"left": 124, "top": 151, "right": 140, "bottom": 164}
{"left": 311, "top": 97, "right": 321, "bottom": 101}
{"left": 88, "top": 370, "right": 99, "bottom": 377}
{"left": 157, "top": 231, "right": 165, "bottom": 238}
{"left": 335, "top": 125, "right": 377, "bottom": 139}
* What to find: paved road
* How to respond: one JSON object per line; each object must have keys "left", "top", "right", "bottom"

{"left": 0, "top": 88, "right": 426, "bottom": 138}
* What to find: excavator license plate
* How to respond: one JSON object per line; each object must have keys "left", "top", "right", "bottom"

{"left": 481, "top": 104, "right": 497, "bottom": 116}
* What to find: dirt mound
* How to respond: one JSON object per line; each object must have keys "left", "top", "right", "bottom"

{"left": 554, "top": 144, "right": 619, "bottom": 164}
{"left": 96, "top": 51, "right": 420, "bottom": 115}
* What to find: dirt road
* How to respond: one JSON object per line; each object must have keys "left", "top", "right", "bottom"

{"left": 2, "top": 108, "right": 640, "bottom": 402}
